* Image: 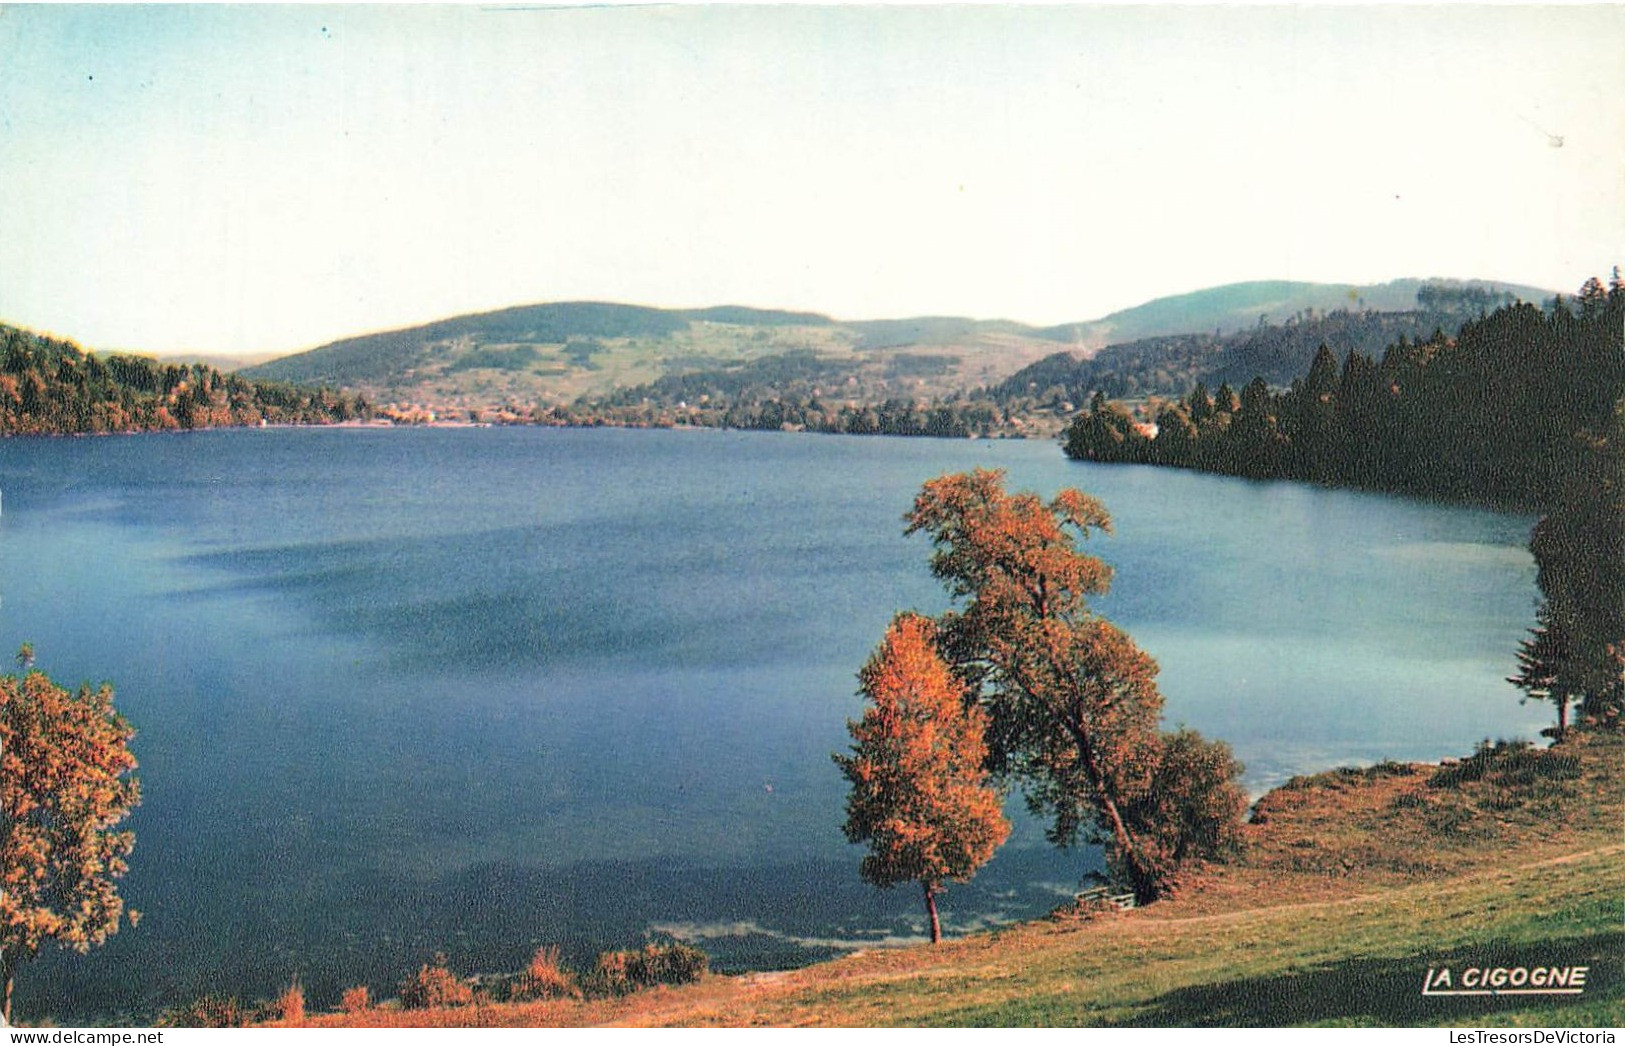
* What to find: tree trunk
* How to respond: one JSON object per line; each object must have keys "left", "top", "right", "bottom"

{"left": 3, "top": 950, "right": 14, "bottom": 1026}
{"left": 1096, "top": 789, "right": 1161, "bottom": 906}
{"left": 1074, "top": 734, "right": 1162, "bottom": 906}
{"left": 922, "top": 883, "right": 942, "bottom": 944}
{"left": 1557, "top": 696, "right": 1568, "bottom": 738}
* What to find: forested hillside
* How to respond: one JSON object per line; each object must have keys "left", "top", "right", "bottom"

{"left": 996, "top": 281, "right": 1539, "bottom": 406}
{"left": 0, "top": 324, "right": 367, "bottom": 435}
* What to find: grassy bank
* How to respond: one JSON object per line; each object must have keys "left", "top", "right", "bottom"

{"left": 300, "top": 731, "right": 1622, "bottom": 1028}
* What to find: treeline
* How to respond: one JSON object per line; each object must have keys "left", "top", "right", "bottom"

{"left": 1062, "top": 275, "right": 1622, "bottom": 506}
{"left": 1065, "top": 273, "right": 1625, "bottom": 730}
{"left": 711, "top": 396, "right": 1004, "bottom": 438}
{"left": 574, "top": 349, "right": 1016, "bottom": 437}
{"left": 0, "top": 324, "right": 369, "bottom": 435}
{"left": 549, "top": 394, "right": 1012, "bottom": 438}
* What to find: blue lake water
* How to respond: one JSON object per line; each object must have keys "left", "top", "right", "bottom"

{"left": 0, "top": 427, "right": 1547, "bottom": 1019}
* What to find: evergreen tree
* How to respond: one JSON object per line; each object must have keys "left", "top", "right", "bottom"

{"left": 1528, "top": 396, "right": 1625, "bottom": 727}
{"left": 1186, "top": 382, "right": 1215, "bottom": 425}
{"left": 1508, "top": 604, "right": 1586, "bottom": 736}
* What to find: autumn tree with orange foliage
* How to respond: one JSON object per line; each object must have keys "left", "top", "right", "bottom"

{"left": 836, "top": 613, "right": 1010, "bottom": 943}
{"left": 0, "top": 651, "right": 139, "bottom": 1024}
{"left": 906, "top": 470, "right": 1245, "bottom": 906}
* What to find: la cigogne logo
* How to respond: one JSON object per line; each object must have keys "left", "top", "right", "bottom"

{"left": 1423, "top": 964, "right": 1590, "bottom": 996}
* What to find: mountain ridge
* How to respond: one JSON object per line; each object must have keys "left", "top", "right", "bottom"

{"left": 238, "top": 278, "right": 1557, "bottom": 408}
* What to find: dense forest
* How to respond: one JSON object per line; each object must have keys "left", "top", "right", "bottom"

{"left": 0, "top": 324, "right": 368, "bottom": 435}
{"left": 1064, "top": 273, "right": 1625, "bottom": 729}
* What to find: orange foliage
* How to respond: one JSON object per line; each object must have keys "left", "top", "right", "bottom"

{"left": 401, "top": 956, "right": 475, "bottom": 1009}
{"left": 904, "top": 470, "right": 1246, "bottom": 905}
{"left": 508, "top": 945, "right": 579, "bottom": 1001}
{"left": 0, "top": 656, "right": 139, "bottom": 1022}
{"left": 836, "top": 614, "right": 1010, "bottom": 941}
{"left": 275, "top": 979, "right": 306, "bottom": 1025}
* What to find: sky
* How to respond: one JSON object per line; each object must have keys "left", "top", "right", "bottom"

{"left": 1, "top": 4, "right": 1622, "bottom": 357}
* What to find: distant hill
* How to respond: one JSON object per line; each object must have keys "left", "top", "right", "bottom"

{"left": 238, "top": 278, "right": 1558, "bottom": 411}
{"left": 243, "top": 302, "right": 692, "bottom": 388}
{"left": 155, "top": 352, "right": 281, "bottom": 372}
{"left": 237, "top": 301, "right": 1070, "bottom": 408}
{"left": 1032, "top": 278, "right": 1555, "bottom": 350}
{"left": 996, "top": 309, "right": 1463, "bottom": 404}
{"left": 996, "top": 278, "right": 1560, "bottom": 404}
{"left": 847, "top": 316, "right": 1032, "bottom": 350}
{"left": 681, "top": 305, "right": 834, "bottom": 327}
{"left": 78, "top": 349, "right": 279, "bottom": 372}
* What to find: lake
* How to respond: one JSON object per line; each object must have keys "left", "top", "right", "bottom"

{"left": 0, "top": 426, "right": 1547, "bottom": 1020}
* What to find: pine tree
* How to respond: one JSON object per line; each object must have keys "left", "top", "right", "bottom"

{"left": 1508, "top": 604, "right": 1585, "bottom": 737}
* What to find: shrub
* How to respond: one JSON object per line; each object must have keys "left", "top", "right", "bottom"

{"left": 156, "top": 995, "right": 245, "bottom": 1028}
{"left": 400, "top": 955, "right": 475, "bottom": 1010}
{"left": 505, "top": 945, "right": 580, "bottom": 1002}
{"left": 340, "top": 986, "right": 371, "bottom": 1014}
{"left": 1429, "top": 739, "right": 1582, "bottom": 790}
{"left": 637, "top": 940, "right": 708, "bottom": 987}
{"left": 1047, "top": 895, "right": 1120, "bottom": 922}
{"left": 1392, "top": 791, "right": 1429, "bottom": 810}
{"left": 585, "top": 950, "right": 636, "bottom": 998}
{"left": 275, "top": 979, "right": 305, "bottom": 1025}
{"left": 1425, "top": 801, "right": 1477, "bottom": 836}
{"left": 584, "top": 940, "right": 708, "bottom": 997}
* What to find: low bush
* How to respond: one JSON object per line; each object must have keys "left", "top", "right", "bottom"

{"left": 340, "top": 985, "right": 371, "bottom": 1014}
{"left": 583, "top": 939, "right": 708, "bottom": 997}
{"left": 156, "top": 995, "right": 245, "bottom": 1028}
{"left": 400, "top": 955, "right": 475, "bottom": 1010}
{"left": 502, "top": 945, "right": 581, "bottom": 1002}
{"left": 275, "top": 979, "right": 305, "bottom": 1025}
{"left": 1429, "top": 739, "right": 1581, "bottom": 789}
{"left": 637, "top": 939, "right": 709, "bottom": 986}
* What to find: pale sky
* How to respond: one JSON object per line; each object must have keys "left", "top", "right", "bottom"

{"left": 2, "top": 4, "right": 1622, "bottom": 356}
